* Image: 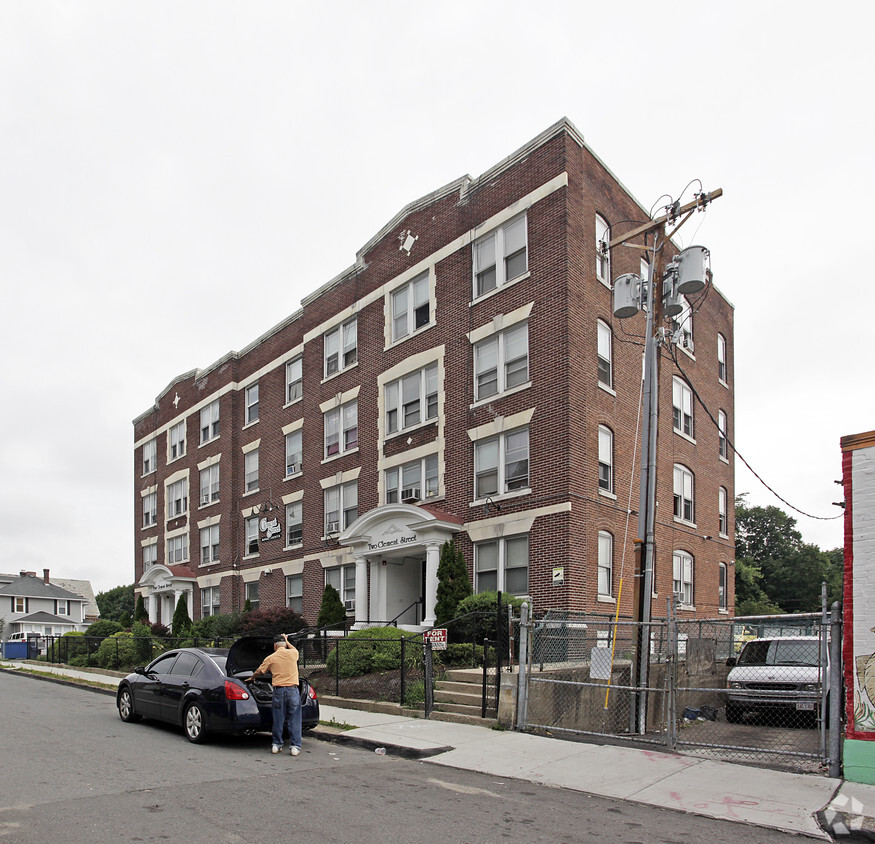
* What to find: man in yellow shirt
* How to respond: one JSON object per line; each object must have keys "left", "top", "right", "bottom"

{"left": 247, "top": 633, "right": 302, "bottom": 756}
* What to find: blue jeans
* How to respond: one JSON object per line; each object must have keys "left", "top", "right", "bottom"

{"left": 271, "top": 685, "right": 302, "bottom": 749}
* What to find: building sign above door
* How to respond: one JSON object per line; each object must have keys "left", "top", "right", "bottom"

{"left": 366, "top": 520, "right": 417, "bottom": 552}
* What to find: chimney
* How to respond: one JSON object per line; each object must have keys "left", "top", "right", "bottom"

{"left": 43, "top": 568, "right": 50, "bottom": 584}
{"left": 20, "top": 570, "right": 27, "bottom": 578}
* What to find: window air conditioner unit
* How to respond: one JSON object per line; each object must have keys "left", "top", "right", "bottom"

{"left": 326, "top": 521, "right": 340, "bottom": 534}
{"left": 287, "top": 462, "right": 301, "bottom": 475}
{"left": 344, "top": 600, "right": 355, "bottom": 612}
{"left": 401, "top": 488, "right": 420, "bottom": 503}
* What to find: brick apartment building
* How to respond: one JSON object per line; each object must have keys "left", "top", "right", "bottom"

{"left": 132, "top": 117, "right": 735, "bottom": 630}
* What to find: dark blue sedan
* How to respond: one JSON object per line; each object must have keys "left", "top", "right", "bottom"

{"left": 116, "top": 636, "right": 319, "bottom": 743}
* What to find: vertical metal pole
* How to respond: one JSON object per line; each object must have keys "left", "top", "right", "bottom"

{"left": 423, "top": 640, "right": 434, "bottom": 718}
{"left": 481, "top": 638, "right": 490, "bottom": 719}
{"left": 820, "top": 582, "right": 828, "bottom": 762}
{"left": 400, "top": 637, "right": 406, "bottom": 706}
{"left": 829, "top": 602, "right": 842, "bottom": 779}
{"left": 516, "top": 602, "right": 530, "bottom": 729}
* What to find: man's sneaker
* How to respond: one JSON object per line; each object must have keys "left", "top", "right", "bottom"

{"left": 290, "top": 746, "right": 300, "bottom": 756}
{"left": 271, "top": 745, "right": 281, "bottom": 754}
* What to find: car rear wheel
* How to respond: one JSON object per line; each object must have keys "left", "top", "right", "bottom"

{"left": 118, "top": 688, "right": 141, "bottom": 723}
{"left": 184, "top": 703, "right": 207, "bottom": 743}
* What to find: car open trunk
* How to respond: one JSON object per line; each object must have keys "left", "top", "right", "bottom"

{"left": 226, "top": 636, "right": 276, "bottom": 704}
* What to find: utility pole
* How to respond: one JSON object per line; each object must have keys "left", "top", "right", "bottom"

{"left": 608, "top": 188, "right": 722, "bottom": 734}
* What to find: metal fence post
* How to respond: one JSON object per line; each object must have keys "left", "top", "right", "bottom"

{"left": 423, "top": 639, "right": 434, "bottom": 718}
{"left": 829, "top": 602, "right": 842, "bottom": 779}
{"left": 335, "top": 638, "right": 341, "bottom": 696}
{"left": 400, "top": 637, "right": 406, "bottom": 706}
{"left": 482, "top": 638, "right": 490, "bottom": 718}
{"left": 516, "top": 602, "right": 530, "bottom": 729}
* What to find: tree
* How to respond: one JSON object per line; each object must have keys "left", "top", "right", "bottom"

{"left": 435, "top": 540, "right": 472, "bottom": 626}
{"left": 734, "top": 557, "right": 782, "bottom": 616}
{"left": 172, "top": 594, "right": 192, "bottom": 635}
{"left": 96, "top": 584, "right": 135, "bottom": 623}
{"left": 317, "top": 584, "right": 346, "bottom": 629}
{"left": 133, "top": 594, "right": 148, "bottom": 624}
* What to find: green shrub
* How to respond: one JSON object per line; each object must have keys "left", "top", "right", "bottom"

{"left": 172, "top": 594, "right": 192, "bottom": 636}
{"left": 238, "top": 607, "right": 306, "bottom": 637}
{"left": 59, "top": 631, "right": 88, "bottom": 662}
{"left": 189, "top": 612, "right": 242, "bottom": 641}
{"left": 326, "top": 627, "right": 421, "bottom": 678}
{"left": 317, "top": 584, "right": 346, "bottom": 629}
{"left": 85, "top": 619, "right": 124, "bottom": 641}
{"left": 95, "top": 632, "right": 139, "bottom": 670}
{"left": 435, "top": 540, "right": 472, "bottom": 625}
{"left": 133, "top": 594, "right": 148, "bottom": 624}
{"left": 448, "top": 591, "right": 524, "bottom": 653}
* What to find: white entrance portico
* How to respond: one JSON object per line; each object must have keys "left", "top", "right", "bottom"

{"left": 137, "top": 564, "right": 195, "bottom": 627}
{"left": 338, "top": 504, "right": 463, "bottom": 630}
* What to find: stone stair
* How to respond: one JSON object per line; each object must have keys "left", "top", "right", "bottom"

{"left": 432, "top": 667, "right": 496, "bottom": 724}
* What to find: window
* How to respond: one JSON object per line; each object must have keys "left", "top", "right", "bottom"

{"left": 475, "top": 535, "right": 528, "bottom": 595}
{"left": 385, "top": 364, "right": 437, "bottom": 435}
{"left": 245, "top": 581, "right": 259, "bottom": 612}
{"left": 474, "top": 428, "right": 529, "bottom": 499}
{"left": 598, "top": 426, "right": 613, "bottom": 494}
{"left": 718, "top": 410, "right": 728, "bottom": 459}
{"left": 719, "top": 562, "right": 728, "bottom": 611}
{"left": 673, "top": 551, "right": 694, "bottom": 606}
{"left": 386, "top": 455, "right": 439, "bottom": 503}
{"left": 672, "top": 377, "right": 694, "bottom": 438}
{"left": 245, "top": 449, "right": 259, "bottom": 493}
{"left": 718, "top": 487, "right": 728, "bottom": 536}
{"left": 324, "top": 401, "right": 358, "bottom": 457}
{"left": 325, "top": 481, "right": 357, "bottom": 534}
{"left": 199, "top": 464, "right": 220, "bottom": 505}
{"left": 200, "top": 401, "right": 219, "bottom": 444}
{"left": 392, "top": 273, "right": 430, "bottom": 340}
{"left": 474, "top": 323, "right": 528, "bottom": 400}
{"left": 717, "top": 333, "right": 727, "bottom": 384}
{"left": 200, "top": 524, "right": 220, "bottom": 564}
{"left": 245, "top": 516, "right": 259, "bottom": 556}
{"left": 286, "top": 357, "right": 302, "bottom": 403}
{"left": 167, "top": 479, "right": 188, "bottom": 517}
{"left": 285, "top": 430, "right": 302, "bottom": 476}
{"left": 143, "top": 492, "right": 157, "bottom": 527}
{"left": 245, "top": 384, "right": 259, "bottom": 424}
{"left": 286, "top": 501, "right": 303, "bottom": 546}
{"left": 473, "top": 214, "right": 527, "bottom": 297}
{"left": 143, "top": 543, "right": 157, "bottom": 571}
{"left": 169, "top": 421, "right": 186, "bottom": 460}
{"left": 57, "top": 600, "right": 68, "bottom": 616}
{"left": 671, "top": 295, "right": 693, "bottom": 351}
{"left": 673, "top": 464, "right": 695, "bottom": 524}
{"left": 324, "top": 319, "right": 357, "bottom": 377}
{"left": 598, "top": 531, "right": 613, "bottom": 597}
{"left": 597, "top": 321, "right": 612, "bottom": 388}
{"left": 286, "top": 574, "right": 303, "bottom": 614}
{"left": 142, "top": 439, "right": 156, "bottom": 475}
{"left": 201, "top": 586, "right": 221, "bottom": 617}
{"left": 167, "top": 533, "right": 189, "bottom": 564}
{"left": 326, "top": 564, "right": 355, "bottom": 609}
{"left": 14, "top": 597, "right": 25, "bottom": 613}
{"left": 595, "top": 214, "right": 610, "bottom": 284}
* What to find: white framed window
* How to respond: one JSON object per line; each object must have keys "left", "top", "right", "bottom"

{"left": 286, "top": 501, "right": 303, "bottom": 546}
{"left": 201, "top": 585, "right": 220, "bottom": 617}
{"left": 14, "top": 597, "right": 25, "bottom": 613}
{"left": 245, "top": 384, "right": 259, "bottom": 425}
{"left": 286, "top": 574, "right": 303, "bottom": 613}
{"left": 167, "top": 533, "right": 189, "bottom": 564}
{"left": 286, "top": 357, "right": 303, "bottom": 404}
{"left": 718, "top": 486, "right": 728, "bottom": 537}
{"left": 324, "top": 481, "right": 357, "bottom": 534}
{"left": 385, "top": 364, "right": 438, "bottom": 435}
{"left": 672, "top": 377, "right": 694, "bottom": 438}
{"left": 143, "top": 492, "right": 157, "bottom": 528}
{"left": 474, "top": 323, "right": 528, "bottom": 400}
{"left": 386, "top": 455, "right": 439, "bottom": 503}
{"left": 598, "top": 426, "right": 613, "bottom": 494}
{"left": 719, "top": 562, "right": 728, "bottom": 611}
{"left": 244, "top": 449, "right": 259, "bottom": 493}
{"left": 473, "top": 214, "right": 527, "bottom": 298}
{"left": 245, "top": 516, "right": 259, "bottom": 556}
{"left": 326, "top": 564, "right": 355, "bottom": 609}
{"left": 673, "top": 550, "right": 694, "bottom": 606}
{"left": 56, "top": 600, "right": 69, "bottom": 616}
{"left": 598, "top": 531, "right": 613, "bottom": 597}
{"left": 169, "top": 421, "right": 186, "bottom": 461}
{"left": 285, "top": 430, "right": 303, "bottom": 476}
{"left": 717, "top": 333, "right": 727, "bottom": 384}
{"left": 474, "top": 428, "right": 529, "bottom": 499}
{"left": 475, "top": 535, "right": 528, "bottom": 595}
{"left": 392, "top": 272, "right": 430, "bottom": 341}
{"left": 671, "top": 295, "right": 694, "bottom": 351}
{"left": 595, "top": 214, "right": 611, "bottom": 284}
{"left": 142, "top": 439, "right": 157, "bottom": 475}
{"left": 324, "top": 400, "right": 358, "bottom": 458}
{"left": 200, "top": 401, "right": 220, "bottom": 444}
{"left": 245, "top": 581, "right": 259, "bottom": 612}
{"left": 142, "top": 543, "right": 157, "bottom": 571}
{"left": 324, "top": 318, "right": 357, "bottom": 377}
{"left": 200, "top": 524, "right": 220, "bottom": 564}
{"left": 718, "top": 410, "right": 728, "bottom": 460}
{"left": 597, "top": 320, "right": 612, "bottom": 388}
{"left": 673, "top": 464, "right": 695, "bottom": 524}
{"left": 167, "top": 479, "right": 188, "bottom": 518}
{"left": 200, "top": 464, "right": 220, "bottom": 505}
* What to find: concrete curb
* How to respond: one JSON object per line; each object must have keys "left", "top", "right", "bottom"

{"left": 0, "top": 664, "right": 117, "bottom": 696}
{"left": 310, "top": 727, "right": 453, "bottom": 759}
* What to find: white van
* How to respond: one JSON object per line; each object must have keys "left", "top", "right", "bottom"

{"left": 7, "top": 632, "right": 45, "bottom": 652}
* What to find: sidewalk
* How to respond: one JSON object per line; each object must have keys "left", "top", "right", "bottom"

{"left": 3, "top": 659, "right": 871, "bottom": 839}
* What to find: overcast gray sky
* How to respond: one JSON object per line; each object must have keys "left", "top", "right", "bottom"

{"left": 1, "top": 2, "right": 871, "bottom": 595}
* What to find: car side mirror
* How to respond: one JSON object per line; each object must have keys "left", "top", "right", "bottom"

{"left": 725, "top": 657, "right": 737, "bottom": 668}
{"left": 134, "top": 666, "right": 147, "bottom": 674}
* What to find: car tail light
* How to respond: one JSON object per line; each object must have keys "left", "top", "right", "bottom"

{"left": 225, "top": 680, "right": 250, "bottom": 701}
{"left": 307, "top": 683, "right": 318, "bottom": 701}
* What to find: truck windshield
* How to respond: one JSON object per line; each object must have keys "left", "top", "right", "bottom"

{"left": 738, "top": 639, "right": 820, "bottom": 667}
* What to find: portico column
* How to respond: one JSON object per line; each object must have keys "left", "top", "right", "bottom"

{"left": 423, "top": 541, "right": 441, "bottom": 628}
{"left": 148, "top": 591, "right": 158, "bottom": 625}
{"left": 352, "top": 554, "right": 368, "bottom": 630}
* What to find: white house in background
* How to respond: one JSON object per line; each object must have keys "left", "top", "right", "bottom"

{"left": 0, "top": 570, "right": 89, "bottom": 638}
